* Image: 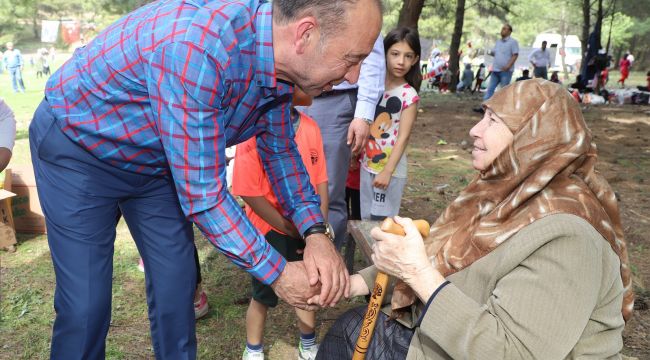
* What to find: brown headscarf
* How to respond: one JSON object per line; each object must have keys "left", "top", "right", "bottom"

{"left": 392, "top": 79, "right": 633, "bottom": 322}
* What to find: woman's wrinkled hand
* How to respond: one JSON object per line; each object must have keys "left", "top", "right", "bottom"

{"left": 371, "top": 216, "right": 446, "bottom": 301}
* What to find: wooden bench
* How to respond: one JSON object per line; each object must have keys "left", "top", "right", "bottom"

{"left": 344, "top": 220, "right": 380, "bottom": 270}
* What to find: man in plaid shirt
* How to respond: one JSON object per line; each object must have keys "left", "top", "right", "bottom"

{"left": 29, "top": 0, "right": 382, "bottom": 358}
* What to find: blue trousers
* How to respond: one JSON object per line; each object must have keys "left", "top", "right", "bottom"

{"left": 30, "top": 100, "right": 197, "bottom": 360}
{"left": 9, "top": 67, "right": 25, "bottom": 92}
{"left": 483, "top": 71, "right": 513, "bottom": 100}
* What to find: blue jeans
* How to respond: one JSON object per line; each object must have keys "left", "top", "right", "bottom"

{"left": 483, "top": 71, "right": 513, "bottom": 100}
{"left": 30, "top": 99, "right": 197, "bottom": 360}
{"left": 8, "top": 67, "right": 25, "bottom": 92}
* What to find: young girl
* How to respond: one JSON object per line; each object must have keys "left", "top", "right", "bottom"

{"left": 360, "top": 27, "right": 421, "bottom": 220}
{"left": 617, "top": 53, "right": 631, "bottom": 88}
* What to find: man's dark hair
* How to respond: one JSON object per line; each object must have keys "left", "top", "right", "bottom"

{"left": 542, "top": 41, "right": 547, "bottom": 45}
{"left": 273, "top": 0, "right": 383, "bottom": 38}
{"left": 504, "top": 24, "right": 513, "bottom": 32}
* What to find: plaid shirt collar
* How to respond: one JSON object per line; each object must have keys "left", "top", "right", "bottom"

{"left": 254, "top": 1, "right": 277, "bottom": 89}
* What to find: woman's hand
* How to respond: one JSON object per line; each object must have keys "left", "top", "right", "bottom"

{"left": 307, "top": 274, "right": 369, "bottom": 305}
{"left": 373, "top": 169, "right": 392, "bottom": 190}
{"left": 349, "top": 274, "right": 370, "bottom": 297}
{"left": 371, "top": 216, "right": 446, "bottom": 302}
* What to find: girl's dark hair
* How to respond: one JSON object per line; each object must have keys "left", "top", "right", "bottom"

{"left": 384, "top": 27, "right": 422, "bottom": 92}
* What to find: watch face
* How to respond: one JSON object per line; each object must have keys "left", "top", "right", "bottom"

{"left": 325, "top": 223, "right": 335, "bottom": 241}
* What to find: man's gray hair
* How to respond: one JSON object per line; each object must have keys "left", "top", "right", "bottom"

{"left": 273, "top": 0, "right": 383, "bottom": 38}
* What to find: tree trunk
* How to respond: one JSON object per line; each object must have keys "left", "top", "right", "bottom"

{"left": 397, "top": 0, "right": 426, "bottom": 29}
{"left": 614, "top": 46, "right": 623, "bottom": 69}
{"left": 32, "top": 2, "right": 39, "bottom": 39}
{"left": 448, "top": 0, "right": 466, "bottom": 93}
{"left": 605, "top": 0, "right": 615, "bottom": 54}
{"left": 596, "top": 0, "right": 603, "bottom": 44}
{"left": 629, "top": 34, "right": 637, "bottom": 54}
{"left": 560, "top": 6, "right": 569, "bottom": 80}
{"left": 580, "top": 0, "right": 591, "bottom": 71}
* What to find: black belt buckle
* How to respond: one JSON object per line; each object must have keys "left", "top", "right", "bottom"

{"left": 317, "top": 88, "right": 357, "bottom": 98}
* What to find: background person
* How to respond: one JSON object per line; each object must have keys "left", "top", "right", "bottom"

{"left": 456, "top": 63, "right": 474, "bottom": 92}
{"left": 360, "top": 27, "right": 421, "bottom": 221}
{"left": 482, "top": 24, "right": 519, "bottom": 101}
{"left": 316, "top": 79, "right": 633, "bottom": 360}
{"left": 3, "top": 42, "right": 25, "bottom": 93}
{"left": 550, "top": 70, "right": 562, "bottom": 84}
{"left": 515, "top": 69, "right": 531, "bottom": 82}
{"left": 617, "top": 53, "right": 631, "bottom": 88}
{"left": 0, "top": 98, "right": 16, "bottom": 171}
{"left": 471, "top": 63, "right": 486, "bottom": 94}
{"left": 528, "top": 40, "right": 550, "bottom": 79}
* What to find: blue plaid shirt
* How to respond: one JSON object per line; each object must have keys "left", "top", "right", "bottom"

{"left": 44, "top": 0, "right": 324, "bottom": 284}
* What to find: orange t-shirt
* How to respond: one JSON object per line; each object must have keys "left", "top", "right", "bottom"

{"left": 231, "top": 113, "right": 328, "bottom": 236}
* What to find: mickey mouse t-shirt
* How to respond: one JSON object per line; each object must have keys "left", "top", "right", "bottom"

{"left": 362, "top": 83, "right": 419, "bottom": 178}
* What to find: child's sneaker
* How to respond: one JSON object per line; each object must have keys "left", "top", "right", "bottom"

{"left": 298, "top": 343, "right": 319, "bottom": 360}
{"left": 242, "top": 348, "right": 264, "bottom": 360}
{"left": 194, "top": 290, "right": 209, "bottom": 319}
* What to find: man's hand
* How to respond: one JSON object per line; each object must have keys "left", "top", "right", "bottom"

{"left": 347, "top": 118, "right": 370, "bottom": 155}
{"left": 271, "top": 261, "right": 321, "bottom": 311}
{"left": 303, "top": 233, "right": 350, "bottom": 306}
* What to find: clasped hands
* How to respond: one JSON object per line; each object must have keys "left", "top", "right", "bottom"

{"left": 271, "top": 232, "right": 349, "bottom": 311}
{"left": 298, "top": 216, "right": 444, "bottom": 308}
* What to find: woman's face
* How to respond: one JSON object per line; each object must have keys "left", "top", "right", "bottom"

{"left": 469, "top": 109, "right": 514, "bottom": 171}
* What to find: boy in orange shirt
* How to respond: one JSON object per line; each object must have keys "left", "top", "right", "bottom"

{"left": 232, "top": 89, "right": 328, "bottom": 360}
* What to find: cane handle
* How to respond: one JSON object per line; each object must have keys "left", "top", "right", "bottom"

{"left": 352, "top": 218, "right": 430, "bottom": 360}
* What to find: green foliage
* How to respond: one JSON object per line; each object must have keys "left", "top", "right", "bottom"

{"left": 601, "top": 12, "right": 635, "bottom": 50}
{"left": 381, "top": 0, "right": 647, "bottom": 66}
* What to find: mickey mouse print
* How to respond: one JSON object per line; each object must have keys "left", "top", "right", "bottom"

{"left": 362, "top": 83, "right": 419, "bottom": 178}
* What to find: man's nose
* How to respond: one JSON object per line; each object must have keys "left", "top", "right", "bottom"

{"left": 344, "top": 63, "right": 362, "bottom": 84}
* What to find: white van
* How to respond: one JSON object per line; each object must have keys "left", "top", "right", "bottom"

{"left": 532, "top": 33, "right": 582, "bottom": 73}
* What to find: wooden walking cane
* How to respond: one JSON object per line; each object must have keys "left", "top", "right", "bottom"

{"left": 352, "top": 218, "right": 430, "bottom": 360}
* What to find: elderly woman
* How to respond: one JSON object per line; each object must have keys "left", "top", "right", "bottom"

{"left": 315, "top": 79, "right": 633, "bottom": 360}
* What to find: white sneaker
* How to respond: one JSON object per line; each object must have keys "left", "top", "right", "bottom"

{"left": 298, "top": 343, "right": 319, "bottom": 360}
{"left": 242, "top": 348, "right": 264, "bottom": 360}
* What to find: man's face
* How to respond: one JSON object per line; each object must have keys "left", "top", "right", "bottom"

{"left": 291, "top": 1, "right": 381, "bottom": 96}
{"left": 541, "top": 41, "right": 547, "bottom": 50}
{"left": 500, "top": 25, "right": 511, "bottom": 39}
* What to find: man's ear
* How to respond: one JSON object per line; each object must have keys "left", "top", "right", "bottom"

{"left": 294, "top": 16, "right": 318, "bottom": 55}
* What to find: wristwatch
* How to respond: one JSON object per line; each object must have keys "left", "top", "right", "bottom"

{"left": 360, "top": 117, "right": 373, "bottom": 125}
{"left": 302, "top": 222, "right": 335, "bottom": 242}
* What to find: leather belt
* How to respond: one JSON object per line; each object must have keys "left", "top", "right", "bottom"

{"left": 316, "top": 88, "right": 357, "bottom": 98}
